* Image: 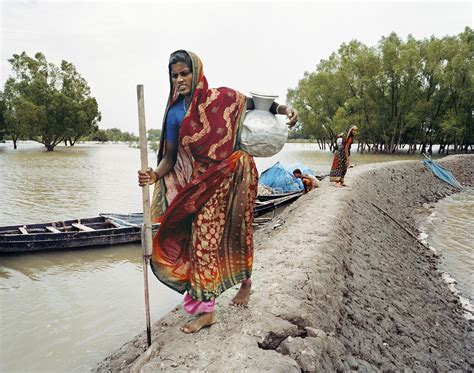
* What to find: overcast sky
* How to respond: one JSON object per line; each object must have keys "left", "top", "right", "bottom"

{"left": 1, "top": 0, "right": 472, "bottom": 135}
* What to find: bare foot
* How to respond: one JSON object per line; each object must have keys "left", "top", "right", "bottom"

{"left": 230, "top": 279, "right": 251, "bottom": 307}
{"left": 333, "top": 182, "right": 343, "bottom": 188}
{"left": 180, "top": 312, "right": 217, "bottom": 334}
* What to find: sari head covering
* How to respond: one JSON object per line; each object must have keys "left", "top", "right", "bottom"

{"left": 150, "top": 50, "right": 258, "bottom": 302}
{"left": 152, "top": 51, "right": 247, "bottom": 218}
{"left": 344, "top": 125, "right": 358, "bottom": 139}
{"left": 329, "top": 125, "right": 358, "bottom": 183}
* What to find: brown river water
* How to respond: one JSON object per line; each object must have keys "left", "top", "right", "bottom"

{"left": 419, "top": 191, "right": 474, "bottom": 318}
{"left": 0, "top": 142, "right": 471, "bottom": 372}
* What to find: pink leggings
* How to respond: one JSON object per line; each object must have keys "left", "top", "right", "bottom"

{"left": 183, "top": 278, "right": 251, "bottom": 314}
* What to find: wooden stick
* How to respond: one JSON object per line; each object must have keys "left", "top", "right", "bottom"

{"left": 370, "top": 202, "right": 431, "bottom": 251}
{"left": 137, "top": 84, "right": 152, "bottom": 347}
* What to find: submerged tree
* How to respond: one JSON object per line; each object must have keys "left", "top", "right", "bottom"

{"left": 0, "top": 92, "right": 6, "bottom": 142}
{"left": 59, "top": 61, "right": 101, "bottom": 146}
{"left": 2, "top": 52, "right": 101, "bottom": 150}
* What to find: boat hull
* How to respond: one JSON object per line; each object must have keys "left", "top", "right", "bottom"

{"left": 1, "top": 192, "right": 302, "bottom": 254}
{"left": 0, "top": 216, "right": 142, "bottom": 254}
{"left": 0, "top": 227, "right": 141, "bottom": 253}
{"left": 254, "top": 192, "right": 303, "bottom": 216}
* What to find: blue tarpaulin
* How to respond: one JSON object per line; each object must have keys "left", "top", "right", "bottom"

{"left": 259, "top": 162, "right": 302, "bottom": 193}
{"left": 284, "top": 162, "right": 317, "bottom": 177}
{"left": 421, "top": 159, "right": 462, "bottom": 189}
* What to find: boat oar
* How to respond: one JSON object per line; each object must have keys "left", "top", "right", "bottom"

{"left": 136, "top": 84, "right": 153, "bottom": 347}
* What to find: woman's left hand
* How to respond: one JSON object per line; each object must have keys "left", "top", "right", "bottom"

{"left": 285, "top": 107, "right": 298, "bottom": 128}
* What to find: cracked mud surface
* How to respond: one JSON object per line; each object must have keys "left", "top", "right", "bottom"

{"left": 93, "top": 155, "right": 473, "bottom": 372}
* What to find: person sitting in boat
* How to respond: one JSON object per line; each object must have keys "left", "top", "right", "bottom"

{"left": 293, "top": 169, "right": 316, "bottom": 193}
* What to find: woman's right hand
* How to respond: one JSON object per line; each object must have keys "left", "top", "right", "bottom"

{"left": 138, "top": 167, "right": 157, "bottom": 187}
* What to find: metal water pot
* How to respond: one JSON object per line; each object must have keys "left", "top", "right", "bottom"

{"left": 238, "top": 91, "right": 288, "bottom": 157}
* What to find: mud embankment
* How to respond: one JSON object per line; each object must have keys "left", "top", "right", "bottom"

{"left": 94, "top": 155, "right": 473, "bottom": 372}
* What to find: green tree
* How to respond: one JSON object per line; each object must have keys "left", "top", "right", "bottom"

{"left": 409, "top": 36, "right": 449, "bottom": 153}
{"left": 147, "top": 128, "right": 162, "bottom": 152}
{"left": 60, "top": 61, "right": 101, "bottom": 146}
{"left": 439, "top": 28, "right": 473, "bottom": 153}
{"left": 2, "top": 52, "right": 101, "bottom": 150}
{"left": 90, "top": 129, "right": 109, "bottom": 142}
{"left": 147, "top": 128, "right": 162, "bottom": 141}
{"left": 2, "top": 84, "right": 38, "bottom": 149}
{"left": 287, "top": 29, "right": 473, "bottom": 154}
{"left": 104, "top": 128, "right": 124, "bottom": 142}
{"left": 0, "top": 91, "right": 6, "bottom": 142}
{"left": 333, "top": 40, "right": 381, "bottom": 151}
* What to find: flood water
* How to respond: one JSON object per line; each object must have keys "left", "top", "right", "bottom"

{"left": 0, "top": 141, "right": 463, "bottom": 372}
{"left": 420, "top": 191, "right": 474, "bottom": 315}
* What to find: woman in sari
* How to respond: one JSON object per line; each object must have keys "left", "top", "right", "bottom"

{"left": 138, "top": 50, "right": 297, "bottom": 333}
{"left": 329, "top": 125, "right": 358, "bottom": 187}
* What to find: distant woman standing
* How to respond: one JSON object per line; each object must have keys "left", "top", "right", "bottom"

{"left": 329, "top": 125, "right": 358, "bottom": 187}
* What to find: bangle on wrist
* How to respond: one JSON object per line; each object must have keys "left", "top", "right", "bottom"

{"left": 147, "top": 168, "right": 158, "bottom": 185}
{"left": 276, "top": 104, "right": 282, "bottom": 115}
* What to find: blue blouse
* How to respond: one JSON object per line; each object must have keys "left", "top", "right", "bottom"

{"left": 165, "top": 99, "right": 186, "bottom": 144}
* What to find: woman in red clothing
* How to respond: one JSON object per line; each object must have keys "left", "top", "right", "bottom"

{"left": 138, "top": 50, "right": 297, "bottom": 333}
{"left": 329, "top": 125, "right": 358, "bottom": 187}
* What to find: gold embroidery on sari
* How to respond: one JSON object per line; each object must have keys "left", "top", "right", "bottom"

{"left": 208, "top": 93, "right": 244, "bottom": 159}
{"left": 181, "top": 89, "right": 219, "bottom": 146}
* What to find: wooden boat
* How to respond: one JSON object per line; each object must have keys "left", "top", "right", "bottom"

{"left": 0, "top": 214, "right": 157, "bottom": 254}
{"left": 254, "top": 191, "right": 303, "bottom": 216}
{"left": 255, "top": 190, "right": 302, "bottom": 202}
{"left": 0, "top": 193, "right": 302, "bottom": 254}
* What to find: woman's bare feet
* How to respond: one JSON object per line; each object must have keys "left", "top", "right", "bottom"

{"left": 180, "top": 312, "right": 217, "bottom": 334}
{"left": 230, "top": 279, "right": 251, "bottom": 307}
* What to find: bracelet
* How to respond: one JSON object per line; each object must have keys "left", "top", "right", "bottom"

{"left": 275, "top": 104, "right": 282, "bottom": 115}
{"left": 147, "top": 168, "right": 158, "bottom": 185}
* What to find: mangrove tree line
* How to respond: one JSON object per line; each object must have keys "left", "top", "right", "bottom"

{"left": 287, "top": 28, "right": 473, "bottom": 154}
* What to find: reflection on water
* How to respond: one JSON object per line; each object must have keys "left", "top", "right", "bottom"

{"left": 0, "top": 141, "right": 448, "bottom": 372}
{"left": 420, "top": 191, "right": 474, "bottom": 305}
{"left": 0, "top": 244, "right": 181, "bottom": 373}
{"left": 0, "top": 142, "right": 182, "bottom": 372}
{"left": 0, "top": 243, "right": 143, "bottom": 282}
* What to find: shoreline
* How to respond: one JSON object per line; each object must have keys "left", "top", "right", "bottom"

{"left": 417, "top": 200, "right": 474, "bottom": 320}
{"left": 94, "top": 154, "right": 473, "bottom": 372}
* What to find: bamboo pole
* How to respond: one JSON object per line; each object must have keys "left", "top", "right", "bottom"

{"left": 370, "top": 202, "right": 431, "bottom": 251}
{"left": 136, "top": 84, "right": 152, "bottom": 347}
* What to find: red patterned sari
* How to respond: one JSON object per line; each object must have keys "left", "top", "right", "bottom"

{"left": 329, "top": 125, "right": 357, "bottom": 183}
{"left": 150, "top": 51, "right": 258, "bottom": 303}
